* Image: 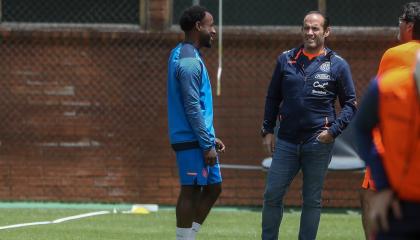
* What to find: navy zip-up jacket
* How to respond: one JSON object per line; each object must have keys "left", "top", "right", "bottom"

{"left": 263, "top": 46, "right": 357, "bottom": 143}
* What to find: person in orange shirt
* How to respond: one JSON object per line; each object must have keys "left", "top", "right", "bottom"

{"left": 355, "top": 52, "right": 420, "bottom": 239}
{"left": 359, "top": 2, "right": 420, "bottom": 239}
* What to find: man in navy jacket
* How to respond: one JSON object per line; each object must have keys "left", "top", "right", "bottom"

{"left": 261, "top": 11, "right": 357, "bottom": 240}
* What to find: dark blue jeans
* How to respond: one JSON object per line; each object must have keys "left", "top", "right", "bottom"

{"left": 262, "top": 137, "right": 334, "bottom": 240}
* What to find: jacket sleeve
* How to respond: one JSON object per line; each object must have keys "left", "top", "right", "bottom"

{"left": 353, "top": 78, "right": 389, "bottom": 190}
{"left": 178, "top": 58, "right": 214, "bottom": 151}
{"left": 328, "top": 58, "right": 357, "bottom": 138}
{"left": 262, "top": 54, "right": 285, "bottom": 133}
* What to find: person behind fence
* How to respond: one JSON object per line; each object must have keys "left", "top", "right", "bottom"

{"left": 359, "top": 2, "right": 420, "bottom": 239}
{"left": 354, "top": 48, "right": 420, "bottom": 239}
{"left": 166, "top": 5, "right": 225, "bottom": 240}
{"left": 260, "top": 11, "right": 357, "bottom": 240}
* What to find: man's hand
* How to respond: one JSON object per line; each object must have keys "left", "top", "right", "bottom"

{"left": 369, "top": 189, "right": 402, "bottom": 234}
{"left": 262, "top": 133, "right": 275, "bottom": 154}
{"left": 204, "top": 147, "right": 218, "bottom": 166}
{"left": 215, "top": 138, "right": 225, "bottom": 153}
{"left": 317, "top": 130, "right": 334, "bottom": 143}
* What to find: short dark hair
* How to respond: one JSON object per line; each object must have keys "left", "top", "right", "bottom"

{"left": 402, "top": 2, "right": 420, "bottom": 40}
{"left": 303, "top": 11, "right": 330, "bottom": 30}
{"left": 179, "top": 5, "right": 208, "bottom": 32}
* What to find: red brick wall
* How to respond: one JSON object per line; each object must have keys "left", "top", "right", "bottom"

{"left": 0, "top": 25, "right": 398, "bottom": 207}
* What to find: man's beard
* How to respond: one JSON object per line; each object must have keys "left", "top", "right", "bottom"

{"left": 199, "top": 31, "right": 212, "bottom": 48}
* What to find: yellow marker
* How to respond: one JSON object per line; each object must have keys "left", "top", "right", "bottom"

{"left": 131, "top": 207, "right": 150, "bottom": 214}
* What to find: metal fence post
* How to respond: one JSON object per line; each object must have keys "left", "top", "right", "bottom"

{"left": 318, "top": 0, "right": 327, "bottom": 15}
{"left": 0, "top": 0, "right": 2, "bottom": 23}
{"left": 140, "top": 0, "right": 148, "bottom": 29}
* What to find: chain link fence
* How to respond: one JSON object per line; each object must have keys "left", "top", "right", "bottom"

{"left": 0, "top": 0, "right": 414, "bottom": 204}
{"left": 0, "top": 0, "right": 169, "bottom": 202}
{"left": 3, "top": 0, "right": 139, "bottom": 24}
{"left": 174, "top": 0, "right": 413, "bottom": 26}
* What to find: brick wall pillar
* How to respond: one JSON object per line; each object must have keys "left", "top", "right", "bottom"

{"left": 148, "top": 0, "right": 172, "bottom": 31}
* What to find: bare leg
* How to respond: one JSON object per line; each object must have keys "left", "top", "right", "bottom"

{"left": 176, "top": 185, "right": 201, "bottom": 228}
{"left": 360, "top": 188, "right": 374, "bottom": 240}
{"left": 193, "top": 183, "right": 222, "bottom": 224}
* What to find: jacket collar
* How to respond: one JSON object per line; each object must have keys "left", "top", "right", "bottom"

{"left": 291, "top": 45, "right": 333, "bottom": 61}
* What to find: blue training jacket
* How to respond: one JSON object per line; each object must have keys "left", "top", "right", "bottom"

{"left": 263, "top": 46, "right": 357, "bottom": 143}
{"left": 167, "top": 42, "right": 215, "bottom": 151}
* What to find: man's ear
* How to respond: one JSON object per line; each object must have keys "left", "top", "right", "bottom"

{"left": 195, "top": 21, "right": 201, "bottom": 31}
{"left": 406, "top": 22, "right": 414, "bottom": 35}
{"left": 324, "top": 27, "right": 331, "bottom": 37}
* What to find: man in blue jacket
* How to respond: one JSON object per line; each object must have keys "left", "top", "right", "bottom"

{"left": 260, "top": 11, "right": 357, "bottom": 240}
{"left": 167, "top": 5, "right": 225, "bottom": 240}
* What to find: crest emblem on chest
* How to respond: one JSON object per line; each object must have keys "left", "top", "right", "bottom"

{"left": 319, "top": 62, "right": 330, "bottom": 72}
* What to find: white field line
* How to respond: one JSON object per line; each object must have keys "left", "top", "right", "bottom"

{"left": 0, "top": 221, "right": 51, "bottom": 230}
{"left": 0, "top": 210, "right": 110, "bottom": 230}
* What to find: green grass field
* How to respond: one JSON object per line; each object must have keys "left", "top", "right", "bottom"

{"left": 0, "top": 207, "right": 364, "bottom": 240}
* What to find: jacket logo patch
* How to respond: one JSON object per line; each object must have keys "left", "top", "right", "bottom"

{"left": 313, "top": 81, "right": 328, "bottom": 89}
{"left": 312, "top": 81, "right": 328, "bottom": 96}
{"left": 320, "top": 62, "right": 330, "bottom": 72}
{"left": 314, "top": 73, "right": 330, "bottom": 80}
{"left": 312, "top": 89, "right": 327, "bottom": 95}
